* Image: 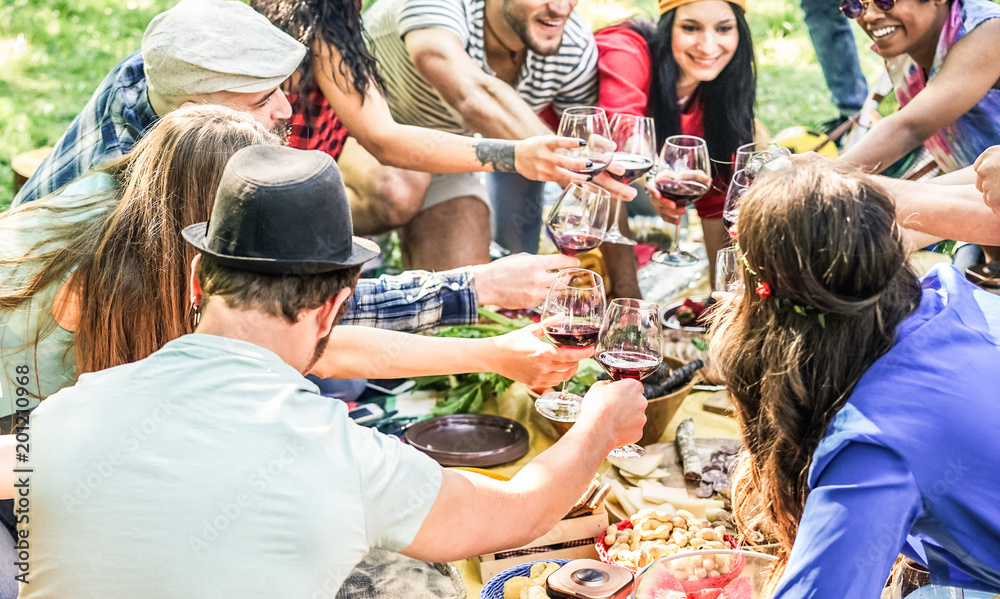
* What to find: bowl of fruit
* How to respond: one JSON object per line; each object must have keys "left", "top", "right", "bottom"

{"left": 662, "top": 296, "right": 717, "bottom": 333}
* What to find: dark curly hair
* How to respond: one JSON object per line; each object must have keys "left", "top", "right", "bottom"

{"left": 253, "top": 0, "right": 385, "bottom": 121}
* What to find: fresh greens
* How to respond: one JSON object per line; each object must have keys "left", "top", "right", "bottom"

{"left": 413, "top": 308, "right": 533, "bottom": 415}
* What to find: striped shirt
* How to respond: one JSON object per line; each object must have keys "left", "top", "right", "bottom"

{"left": 363, "top": 0, "right": 598, "bottom": 135}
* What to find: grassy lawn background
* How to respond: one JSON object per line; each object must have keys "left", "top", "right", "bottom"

{"left": 0, "top": 0, "right": 884, "bottom": 212}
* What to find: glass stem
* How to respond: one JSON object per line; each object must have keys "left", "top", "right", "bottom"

{"left": 608, "top": 199, "right": 623, "bottom": 234}
{"left": 671, "top": 221, "right": 682, "bottom": 253}
{"left": 557, "top": 379, "right": 571, "bottom": 400}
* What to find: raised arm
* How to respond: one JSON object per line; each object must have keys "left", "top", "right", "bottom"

{"left": 313, "top": 323, "right": 593, "bottom": 388}
{"left": 316, "top": 41, "right": 588, "bottom": 186}
{"left": 404, "top": 28, "right": 553, "bottom": 140}
{"left": 400, "top": 379, "right": 647, "bottom": 561}
{"left": 882, "top": 176, "right": 1000, "bottom": 245}
{"left": 837, "top": 20, "right": 1000, "bottom": 172}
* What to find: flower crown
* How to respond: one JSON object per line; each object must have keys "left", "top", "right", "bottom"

{"left": 736, "top": 245, "right": 827, "bottom": 328}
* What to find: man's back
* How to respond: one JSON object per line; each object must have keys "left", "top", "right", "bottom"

{"left": 24, "top": 334, "right": 441, "bottom": 597}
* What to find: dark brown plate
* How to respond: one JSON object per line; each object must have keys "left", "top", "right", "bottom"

{"left": 661, "top": 295, "right": 713, "bottom": 332}
{"left": 405, "top": 414, "right": 529, "bottom": 467}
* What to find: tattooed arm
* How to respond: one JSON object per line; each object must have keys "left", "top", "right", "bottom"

{"left": 316, "top": 38, "right": 589, "bottom": 185}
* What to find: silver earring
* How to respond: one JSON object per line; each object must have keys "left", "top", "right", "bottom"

{"left": 192, "top": 304, "right": 201, "bottom": 327}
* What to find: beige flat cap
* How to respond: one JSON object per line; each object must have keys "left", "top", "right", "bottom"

{"left": 142, "top": 0, "right": 306, "bottom": 97}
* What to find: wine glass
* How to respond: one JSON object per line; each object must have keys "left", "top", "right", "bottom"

{"left": 723, "top": 168, "right": 751, "bottom": 234}
{"left": 714, "top": 246, "right": 742, "bottom": 294}
{"left": 596, "top": 298, "right": 663, "bottom": 458}
{"left": 604, "top": 114, "right": 657, "bottom": 246}
{"left": 545, "top": 182, "right": 611, "bottom": 257}
{"left": 652, "top": 135, "right": 711, "bottom": 266}
{"left": 890, "top": 558, "right": 964, "bottom": 599}
{"left": 534, "top": 268, "right": 607, "bottom": 422}
{"left": 735, "top": 141, "right": 792, "bottom": 178}
{"left": 558, "top": 106, "right": 614, "bottom": 177}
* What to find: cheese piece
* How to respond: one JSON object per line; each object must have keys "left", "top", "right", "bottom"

{"left": 609, "top": 452, "right": 665, "bottom": 477}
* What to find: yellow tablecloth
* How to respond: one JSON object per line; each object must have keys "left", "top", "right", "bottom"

{"left": 454, "top": 386, "right": 739, "bottom": 598}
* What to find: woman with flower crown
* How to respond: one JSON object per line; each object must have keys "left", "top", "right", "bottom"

{"left": 710, "top": 162, "right": 1000, "bottom": 597}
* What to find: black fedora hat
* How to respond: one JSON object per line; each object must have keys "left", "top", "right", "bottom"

{"left": 182, "top": 145, "right": 379, "bottom": 274}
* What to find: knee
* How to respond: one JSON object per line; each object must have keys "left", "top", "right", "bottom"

{"left": 371, "top": 171, "right": 429, "bottom": 229}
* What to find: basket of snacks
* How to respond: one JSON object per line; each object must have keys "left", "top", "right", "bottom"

{"left": 596, "top": 509, "right": 736, "bottom": 572}
{"left": 480, "top": 559, "right": 571, "bottom": 599}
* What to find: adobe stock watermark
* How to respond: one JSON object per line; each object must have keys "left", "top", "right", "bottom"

{"left": 61, "top": 398, "right": 177, "bottom": 513}
{"left": 188, "top": 439, "right": 305, "bottom": 554}
{"left": 851, "top": 457, "right": 971, "bottom": 573}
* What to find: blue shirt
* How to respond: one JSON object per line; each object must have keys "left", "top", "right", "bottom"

{"left": 13, "top": 51, "right": 157, "bottom": 206}
{"left": 775, "top": 265, "right": 1000, "bottom": 598}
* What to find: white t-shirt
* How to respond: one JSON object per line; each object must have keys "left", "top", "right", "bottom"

{"left": 364, "top": 0, "right": 598, "bottom": 135}
{"left": 22, "top": 334, "right": 442, "bottom": 598}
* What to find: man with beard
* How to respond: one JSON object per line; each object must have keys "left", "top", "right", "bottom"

{"left": 12, "top": 0, "right": 304, "bottom": 206}
{"left": 22, "top": 145, "right": 648, "bottom": 597}
{"left": 360, "top": 0, "right": 618, "bottom": 270}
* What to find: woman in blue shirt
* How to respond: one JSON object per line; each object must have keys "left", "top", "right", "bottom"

{"left": 709, "top": 163, "right": 1000, "bottom": 597}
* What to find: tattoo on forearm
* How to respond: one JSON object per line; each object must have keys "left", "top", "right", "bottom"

{"left": 475, "top": 141, "right": 517, "bottom": 173}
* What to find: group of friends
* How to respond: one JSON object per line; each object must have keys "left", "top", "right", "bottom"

{"left": 0, "top": 0, "right": 999, "bottom": 596}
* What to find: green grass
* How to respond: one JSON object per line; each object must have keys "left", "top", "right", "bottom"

{"left": 0, "top": 0, "right": 881, "bottom": 212}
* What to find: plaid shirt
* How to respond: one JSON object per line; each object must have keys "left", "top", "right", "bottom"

{"left": 286, "top": 85, "right": 350, "bottom": 161}
{"left": 13, "top": 51, "right": 157, "bottom": 206}
{"left": 343, "top": 268, "right": 479, "bottom": 332}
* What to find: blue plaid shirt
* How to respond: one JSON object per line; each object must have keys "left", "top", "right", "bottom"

{"left": 13, "top": 51, "right": 157, "bottom": 206}
{"left": 344, "top": 268, "right": 479, "bottom": 332}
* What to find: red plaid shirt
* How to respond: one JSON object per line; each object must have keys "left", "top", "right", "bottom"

{"left": 286, "top": 86, "right": 350, "bottom": 161}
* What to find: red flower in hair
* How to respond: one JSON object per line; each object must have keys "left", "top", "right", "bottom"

{"left": 727, "top": 222, "right": 738, "bottom": 239}
{"left": 755, "top": 282, "right": 771, "bottom": 299}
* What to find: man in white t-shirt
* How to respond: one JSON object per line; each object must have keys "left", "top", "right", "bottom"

{"left": 352, "top": 0, "right": 631, "bottom": 270}
{"left": 22, "top": 146, "right": 646, "bottom": 597}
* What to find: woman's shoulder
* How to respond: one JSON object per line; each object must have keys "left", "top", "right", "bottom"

{"left": 594, "top": 22, "right": 652, "bottom": 50}
{"left": 960, "top": 0, "right": 1000, "bottom": 30}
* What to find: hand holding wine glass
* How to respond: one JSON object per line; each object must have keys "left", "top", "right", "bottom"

{"left": 545, "top": 182, "right": 611, "bottom": 257}
{"left": 723, "top": 168, "right": 751, "bottom": 234}
{"left": 534, "top": 268, "right": 606, "bottom": 422}
{"left": 557, "top": 106, "right": 614, "bottom": 177}
{"left": 652, "top": 135, "right": 711, "bottom": 266}
{"left": 596, "top": 298, "right": 663, "bottom": 458}
{"left": 604, "top": 114, "right": 656, "bottom": 245}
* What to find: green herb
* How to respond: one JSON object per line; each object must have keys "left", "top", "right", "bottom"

{"left": 691, "top": 337, "right": 709, "bottom": 351}
{"left": 413, "top": 308, "right": 530, "bottom": 414}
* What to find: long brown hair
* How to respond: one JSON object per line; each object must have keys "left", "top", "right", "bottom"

{"left": 707, "top": 164, "right": 922, "bottom": 586}
{"left": 0, "top": 105, "right": 279, "bottom": 376}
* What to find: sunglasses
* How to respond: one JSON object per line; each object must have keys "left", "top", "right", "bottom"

{"left": 840, "top": 0, "right": 895, "bottom": 18}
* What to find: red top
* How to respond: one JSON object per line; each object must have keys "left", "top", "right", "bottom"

{"left": 595, "top": 26, "right": 726, "bottom": 219}
{"left": 286, "top": 86, "right": 350, "bottom": 162}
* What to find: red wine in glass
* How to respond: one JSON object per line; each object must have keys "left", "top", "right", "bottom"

{"left": 546, "top": 231, "right": 603, "bottom": 256}
{"left": 607, "top": 152, "right": 653, "bottom": 185}
{"left": 567, "top": 159, "right": 608, "bottom": 176}
{"left": 545, "top": 323, "right": 601, "bottom": 348}
{"left": 653, "top": 177, "right": 709, "bottom": 208}
{"left": 597, "top": 350, "right": 661, "bottom": 380}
